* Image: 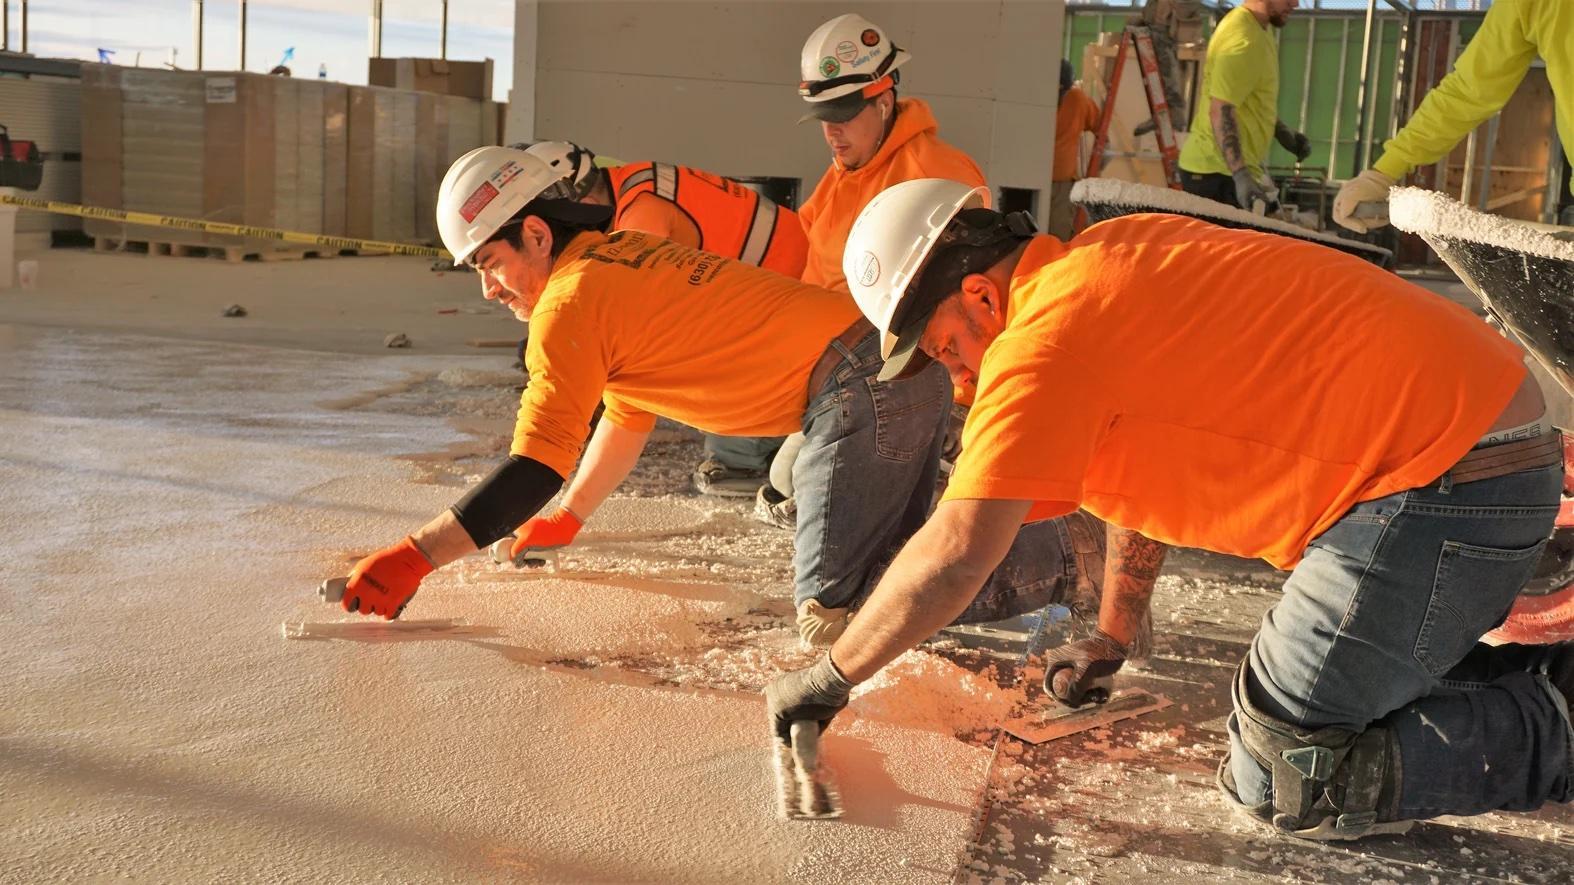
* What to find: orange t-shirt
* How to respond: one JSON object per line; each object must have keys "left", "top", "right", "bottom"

{"left": 511, "top": 230, "right": 861, "bottom": 477}
{"left": 1053, "top": 87, "right": 1100, "bottom": 182}
{"left": 943, "top": 218, "right": 1526, "bottom": 568}
{"left": 799, "top": 98, "right": 987, "bottom": 294}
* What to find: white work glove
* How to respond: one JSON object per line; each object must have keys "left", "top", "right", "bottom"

{"left": 1333, "top": 169, "right": 1397, "bottom": 233}
{"left": 796, "top": 599, "right": 850, "bottom": 648}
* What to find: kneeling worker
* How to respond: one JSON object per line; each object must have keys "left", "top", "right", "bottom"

{"left": 327, "top": 149, "right": 1100, "bottom": 650}
{"left": 769, "top": 178, "right": 1572, "bottom": 840}
{"left": 524, "top": 140, "right": 808, "bottom": 498}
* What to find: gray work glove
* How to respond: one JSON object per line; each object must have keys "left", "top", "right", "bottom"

{"left": 1275, "top": 127, "right": 1313, "bottom": 162}
{"left": 764, "top": 654, "right": 856, "bottom": 744}
{"left": 1231, "top": 169, "right": 1277, "bottom": 215}
{"left": 1043, "top": 630, "right": 1128, "bottom": 707}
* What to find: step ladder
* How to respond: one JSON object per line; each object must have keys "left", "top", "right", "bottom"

{"left": 1085, "top": 25, "right": 1182, "bottom": 189}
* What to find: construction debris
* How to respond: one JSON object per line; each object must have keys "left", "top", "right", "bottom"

{"left": 221, "top": 303, "right": 247, "bottom": 317}
{"left": 384, "top": 332, "right": 412, "bottom": 348}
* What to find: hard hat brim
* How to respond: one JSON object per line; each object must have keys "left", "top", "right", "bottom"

{"left": 797, "top": 93, "right": 871, "bottom": 124}
{"left": 531, "top": 198, "right": 614, "bottom": 228}
{"left": 876, "top": 306, "right": 939, "bottom": 382}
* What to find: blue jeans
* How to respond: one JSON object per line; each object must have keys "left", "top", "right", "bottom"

{"left": 791, "top": 330, "right": 1082, "bottom": 623}
{"left": 702, "top": 433, "right": 781, "bottom": 472}
{"left": 1225, "top": 461, "right": 1572, "bottom": 820}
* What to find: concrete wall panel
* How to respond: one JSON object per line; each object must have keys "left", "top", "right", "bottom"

{"left": 521, "top": 0, "right": 1064, "bottom": 227}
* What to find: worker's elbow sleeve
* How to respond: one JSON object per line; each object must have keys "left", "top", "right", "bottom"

{"left": 449, "top": 455, "right": 565, "bottom": 548}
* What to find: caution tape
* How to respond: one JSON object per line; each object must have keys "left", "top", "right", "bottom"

{"left": 0, "top": 193, "right": 450, "bottom": 259}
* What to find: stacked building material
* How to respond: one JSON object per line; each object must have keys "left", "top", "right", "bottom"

{"left": 80, "top": 64, "right": 499, "bottom": 258}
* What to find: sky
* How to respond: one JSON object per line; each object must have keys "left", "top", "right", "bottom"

{"left": 4, "top": 0, "right": 516, "bottom": 100}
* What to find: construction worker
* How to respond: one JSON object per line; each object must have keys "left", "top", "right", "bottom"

{"left": 1176, "top": 0, "right": 1312, "bottom": 211}
{"left": 1334, "top": 0, "right": 1573, "bottom": 233}
{"left": 1050, "top": 60, "right": 1100, "bottom": 241}
{"left": 768, "top": 12, "right": 990, "bottom": 526}
{"left": 327, "top": 147, "right": 1102, "bottom": 653}
{"left": 524, "top": 140, "right": 808, "bottom": 498}
{"left": 767, "top": 177, "right": 1572, "bottom": 840}
{"left": 795, "top": 13, "right": 987, "bottom": 294}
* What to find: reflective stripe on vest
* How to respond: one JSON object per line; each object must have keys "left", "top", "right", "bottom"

{"left": 738, "top": 191, "right": 778, "bottom": 268}
{"left": 608, "top": 162, "right": 790, "bottom": 270}
{"left": 653, "top": 163, "right": 679, "bottom": 202}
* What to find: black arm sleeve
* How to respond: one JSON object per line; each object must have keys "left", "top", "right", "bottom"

{"left": 449, "top": 455, "right": 566, "bottom": 548}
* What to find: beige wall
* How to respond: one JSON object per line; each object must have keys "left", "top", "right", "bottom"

{"left": 510, "top": 0, "right": 1064, "bottom": 225}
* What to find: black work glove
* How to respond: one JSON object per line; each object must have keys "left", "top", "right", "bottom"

{"left": 1043, "top": 630, "right": 1128, "bottom": 707}
{"left": 764, "top": 654, "right": 855, "bottom": 744}
{"left": 1231, "top": 169, "right": 1277, "bottom": 214}
{"left": 1276, "top": 127, "right": 1313, "bottom": 162}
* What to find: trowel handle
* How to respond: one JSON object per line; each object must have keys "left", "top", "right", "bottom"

{"left": 319, "top": 577, "right": 348, "bottom": 603}
{"left": 788, "top": 720, "right": 820, "bottom": 768}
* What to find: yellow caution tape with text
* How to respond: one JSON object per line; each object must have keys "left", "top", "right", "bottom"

{"left": 0, "top": 193, "right": 450, "bottom": 260}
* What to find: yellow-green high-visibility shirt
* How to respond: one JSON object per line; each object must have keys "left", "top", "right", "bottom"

{"left": 1374, "top": 0, "right": 1572, "bottom": 179}
{"left": 1178, "top": 6, "right": 1280, "bottom": 178}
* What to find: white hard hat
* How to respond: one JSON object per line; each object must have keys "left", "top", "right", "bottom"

{"left": 845, "top": 178, "right": 1028, "bottom": 381}
{"left": 798, "top": 14, "right": 910, "bottom": 122}
{"left": 522, "top": 140, "right": 600, "bottom": 200}
{"left": 436, "top": 146, "right": 607, "bottom": 264}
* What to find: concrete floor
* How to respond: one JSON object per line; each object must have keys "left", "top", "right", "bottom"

{"left": 2, "top": 249, "right": 1572, "bottom": 882}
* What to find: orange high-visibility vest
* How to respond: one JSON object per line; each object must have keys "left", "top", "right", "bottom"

{"left": 606, "top": 162, "right": 809, "bottom": 279}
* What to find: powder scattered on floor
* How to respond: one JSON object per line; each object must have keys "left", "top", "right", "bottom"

{"left": 849, "top": 650, "right": 1016, "bottom": 736}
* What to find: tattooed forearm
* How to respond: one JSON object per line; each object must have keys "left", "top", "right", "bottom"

{"left": 1210, "top": 99, "right": 1246, "bottom": 172}
{"left": 1098, "top": 526, "right": 1169, "bottom": 647}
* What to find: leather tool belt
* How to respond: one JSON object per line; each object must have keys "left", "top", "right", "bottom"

{"left": 805, "top": 318, "right": 876, "bottom": 405}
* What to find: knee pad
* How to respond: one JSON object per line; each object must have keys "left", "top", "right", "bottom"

{"left": 1231, "top": 662, "right": 1404, "bottom": 837}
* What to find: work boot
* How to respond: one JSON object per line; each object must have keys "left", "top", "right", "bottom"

{"left": 692, "top": 457, "right": 767, "bottom": 498}
{"left": 1548, "top": 641, "right": 1574, "bottom": 709}
{"left": 754, "top": 484, "right": 797, "bottom": 530}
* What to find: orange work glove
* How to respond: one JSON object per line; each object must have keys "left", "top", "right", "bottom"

{"left": 508, "top": 506, "right": 583, "bottom": 562}
{"left": 343, "top": 537, "right": 435, "bottom": 619}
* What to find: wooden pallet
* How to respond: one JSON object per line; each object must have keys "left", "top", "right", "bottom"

{"left": 92, "top": 237, "right": 347, "bottom": 263}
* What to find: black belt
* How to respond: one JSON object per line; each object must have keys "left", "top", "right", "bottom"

{"left": 1446, "top": 432, "right": 1562, "bottom": 485}
{"left": 805, "top": 317, "right": 875, "bottom": 405}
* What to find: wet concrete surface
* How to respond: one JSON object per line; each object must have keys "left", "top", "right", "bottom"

{"left": 2, "top": 251, "right": 1572, "bottom": 882}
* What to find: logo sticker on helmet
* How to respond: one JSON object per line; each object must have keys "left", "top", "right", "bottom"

{"left": 856, "top": 251, "right": 881, "bottom": 287}
{"left": 836, "top": 40, "right": 858, "bottom": 63}
{"left": 819, "top": 56, "right": 840, "bottom": 78}
{"left": 860, "top": 28, "right": 880, "bottom": 47}
{"left": 459, "top": 181, "right": 500, "bottom": 223}
{"left": 490, "top": 160, "right": 522, "bottom": 190}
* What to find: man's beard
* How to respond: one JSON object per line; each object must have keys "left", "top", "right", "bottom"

{"left": 1269, "top": 11, "right": 1290, "bottom": 28}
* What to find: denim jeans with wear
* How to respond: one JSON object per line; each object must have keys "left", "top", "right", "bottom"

{"left": 703, "top": 433, "right": 782, "bottom": 472}
{"left": 1224, "top": 461, "right": 1572, "bottom": 820}
{"left": 791, "top": 330, "right": 1083, "bottom": 624}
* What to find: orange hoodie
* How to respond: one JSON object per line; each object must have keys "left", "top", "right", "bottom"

{"left": 798, "top": 98, "right": 987, "bottom": 293}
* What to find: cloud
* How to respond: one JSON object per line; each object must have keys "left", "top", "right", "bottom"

{"left": 17, "top": 0, "right": 515, "bottom": 98}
